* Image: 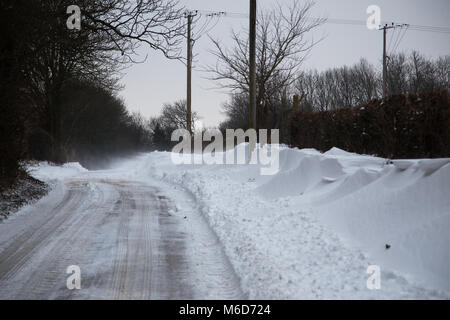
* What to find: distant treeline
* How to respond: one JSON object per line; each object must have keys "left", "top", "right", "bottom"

{"left": 290, "top": 90, "right": 450, "bottom": 159}
{"left": 28, "top": 80, "right": 152, "bottom": 169}
{"left": 1, "top": 0, "right": 174, "bottom": 188}
{"left": 297, "top": 53, "right": 449, "bottom": 112}
{"left": 148, "top": 100, "right": 199, "bottom": 151}
{"left": 220, "top": 51, "right": 449, "bottom": 152}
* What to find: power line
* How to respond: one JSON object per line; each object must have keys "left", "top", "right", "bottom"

{"left": 196, "top": 9, "right": 247, "bottom": 19}
{"left": 191, "top": 12, "right": 225, "bottom": 40}
{"left": 408, "top": 24, "right": 450, "bottom": 34}
{"left": 192, "top": 9, "right": 450, "bottom": 34}
{"left": 390, "top": 27, "right": 402, "bottom": 53}
{"left": 392, "top": 25, "right": 409, "bottom": 54}
{"left": 389, "top": 24, "right": 406, "bottom": 55}
{"left": 387, "top": 27, "right": 396, "bottom": 53}
{"left": 320, "top": 18, "right": 450, "bottom": 33}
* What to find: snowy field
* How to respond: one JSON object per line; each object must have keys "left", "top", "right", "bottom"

{"left": 22, "top": 145, "right": 450, "bottom": 299}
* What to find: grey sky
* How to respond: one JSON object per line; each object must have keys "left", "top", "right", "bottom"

{"left": 121, "top": 0, "right": 450, "bottom": 127}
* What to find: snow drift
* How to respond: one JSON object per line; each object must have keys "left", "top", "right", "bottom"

{"left": 29, "top": 161, "right": 88, "bottom": 182}
{"left": 23, "top": 147, "right": 450, "bottom": 299}
{"left": 132, "top": 145, "right": 450, "bottom": 299}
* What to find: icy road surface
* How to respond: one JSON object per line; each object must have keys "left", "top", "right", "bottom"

{"left": 0, "top": 169, "right": 244, "bottom": 299}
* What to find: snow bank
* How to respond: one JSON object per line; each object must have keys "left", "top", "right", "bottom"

{"left": 22, "top": 149, "right": 449, "bottom": 299}
{"left": 28, "top": 161, "right": 88, "bottom": 182}
{"left": 317, "top": 159, "right": 450, "bottom": 293}
{"left": 136, "top": 146, "right": 450, "bottom": 299}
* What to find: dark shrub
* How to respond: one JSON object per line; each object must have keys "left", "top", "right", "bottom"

{"left": 290, "top": 90, "right": 450, "bottom": 159}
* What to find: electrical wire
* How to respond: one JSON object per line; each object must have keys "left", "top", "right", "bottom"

{"left": 387, "top": 27, "right": 396, "bottom": 53}
{"left": 392, "top": 25, "right": 409, "bottom": 54}
{"left": 390, "top": 27, "right": 403, "bottom": 55}
{"left": 191, "top": 9, "right": 450, "bottom": 34}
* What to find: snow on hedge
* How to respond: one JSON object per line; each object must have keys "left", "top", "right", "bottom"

{"left": 28, "top": 161, "right": 88, "bottom": 182}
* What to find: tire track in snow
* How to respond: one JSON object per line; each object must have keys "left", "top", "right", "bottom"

{"left": 0, "top": 174, "right": 244, "bottom": 299}
{"left": 0, "top": 188, "right": 84, "bottom": 284}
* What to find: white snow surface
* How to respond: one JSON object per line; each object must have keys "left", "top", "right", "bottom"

{"left": 28, "top": 161, "right": 88, "bottom": 182}
{"left": 25, "top": 146, "right": 450, "bottom": 299}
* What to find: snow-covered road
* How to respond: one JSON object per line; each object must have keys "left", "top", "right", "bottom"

{"left": 1, "top": 145, "right": 449, "bottom": 300}
{"left": 0, "top": 169, "right": 244, "bottom": 299}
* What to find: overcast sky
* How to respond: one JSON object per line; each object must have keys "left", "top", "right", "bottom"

{"left": 121, "top": 0, "right": 450, "bottom": 127}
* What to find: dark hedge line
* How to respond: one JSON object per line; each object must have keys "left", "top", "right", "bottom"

{"left": 289, "top": 90, "right": 450, "bottom": 159}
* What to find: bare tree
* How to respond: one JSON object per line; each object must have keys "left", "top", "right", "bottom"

{"left": 295, "top": 52, "right": 448, "bottom": 113}
{"left": 353, "top": 59, "right": 379, "bottom": 104}
{"left": 149, "top": 100, "right": 199, "bottom": 150}
{"left": 386, "top": 53, "right": 408, "bottom": 96}
{"left": 435, "top": 56, "right": 450, "bottom": 90}
{"left": 206, "top": 1, "right": 324, "bottom": 128}
{"left": 388, "top": 51, "right": 449, "bottom": 95}
{"left": 296, "top": 59, "right": 380, "bottom": 111}
{"left": 159, "top": 100, "right": 199, "bottom": 131}
{"left": 83, "top": 0, "right": 186, "bottom": 61}
{"left": 18, "top": 0, "right": 186, "bottom": 162}
{"left": 220, "top": 93, "right": 250, "bottom": 131}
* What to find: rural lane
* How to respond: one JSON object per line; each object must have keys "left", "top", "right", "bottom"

{"left": 0, "top": 171, "right": 244, "bottom": 300}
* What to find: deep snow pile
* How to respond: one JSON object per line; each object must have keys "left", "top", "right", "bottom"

{"left": 129, "top": 145, "right": 450, "bottom": 299}
{"left": 28, "top": 161, "right": 88, "bottom": 182}
{"left": 19, "top": 150, "right": 450, "bottom": 299}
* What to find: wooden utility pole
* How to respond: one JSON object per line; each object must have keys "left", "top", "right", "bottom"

{"left": 249, "top": 0, "right": 257, "bottom": 130}
{"left": 380, "top": 23, "right": 408, "bottom": 98}
{"left": 382, "top": 24, "right": 388, "bottom": 99}
{"left": 186, "top": 11, "right": 197, "bottom": 134}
